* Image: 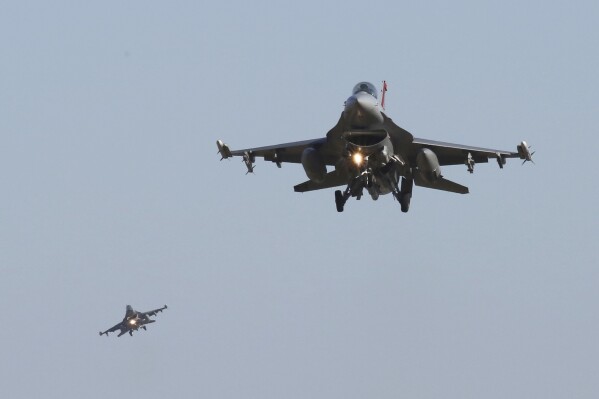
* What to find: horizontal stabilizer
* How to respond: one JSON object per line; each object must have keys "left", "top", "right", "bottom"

{"left": 294, "top": 171, "right": 347, "bottom": 193}
{"left": 414, "top": 174, "right": 469, "bottom": 194}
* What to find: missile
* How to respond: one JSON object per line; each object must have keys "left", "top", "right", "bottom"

{"left": 216, "top": 140, "right": 233, "bottom": 160}
{"left": 517, "top": 141, "right": 535, "bottom": 164}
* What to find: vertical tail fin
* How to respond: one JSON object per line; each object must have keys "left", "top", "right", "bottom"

{"left": 380, "top": 80, "right": 388, "bottom": 110}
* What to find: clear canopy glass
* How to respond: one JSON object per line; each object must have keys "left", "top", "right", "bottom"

{"left": 352, "top": 82, "right": 378, "bottom": 98}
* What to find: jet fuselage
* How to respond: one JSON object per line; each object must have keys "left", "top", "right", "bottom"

{"left": 335, "top": 83, "right": 401, "bottom": 199}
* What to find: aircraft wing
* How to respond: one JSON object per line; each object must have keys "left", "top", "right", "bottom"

{"left": 143, "top": 305, "right": 167, "bottom": 317}
{"left": 217, "top": 138, "right": 338, "bottom": 166}
{"left": 100, "top": 322, "right": 122, "bottom": 336}
{"left": 411, "top": 138, "right": 522, "bottom": 166}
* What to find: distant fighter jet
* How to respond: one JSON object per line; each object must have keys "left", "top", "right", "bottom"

{"left": 99, "top": 304, "right": 167, "bottom": 337}
{"left": 217, "top": 81, "right": 533, "bottom": 212}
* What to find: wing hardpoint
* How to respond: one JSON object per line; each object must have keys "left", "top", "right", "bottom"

{"left": 227, "top": 138, "right": 337, "bottom": 165}
{"left": 411, "top": 138, "right": 520, "bottom": 166}
{"left": 220, "top": 114, "right": 347, "bottom": 167}
{"left": 143, "top": 305, "right": 167, "bottom": 317}
{"left": 99, "top": 322, "right": 122, "bottom": 336}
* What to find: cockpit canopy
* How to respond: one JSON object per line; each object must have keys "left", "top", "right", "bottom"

{"left": 352, "top": 82, "right": 378, "bottom": 99}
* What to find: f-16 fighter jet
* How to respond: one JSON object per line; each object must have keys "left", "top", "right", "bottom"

{"left": 99, "top": 304, "right": 167, "bottom": 337}
{"left": 217, "top": 81, "right": 533, "bottom": 212}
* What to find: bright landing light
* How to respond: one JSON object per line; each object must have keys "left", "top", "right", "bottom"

{"left": 352, "top": 152, "right": 363, "bottom": 166}
{"left": 129, "top": 319, "right": 137, "bottom": 326}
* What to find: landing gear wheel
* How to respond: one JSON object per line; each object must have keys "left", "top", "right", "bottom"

{"left": 335, "top": 190, "right": 344, "bottom": 212}
{"left": 400, "top": 193, "right": 411, "bottom": 213}
{"left": 400, "top": 177, "right": 413, "bottom": 213}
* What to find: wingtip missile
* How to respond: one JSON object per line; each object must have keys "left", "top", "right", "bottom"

{"left": 517, "top": 141, "right": 535, "bottom": 164}
{"left": 216, "top": 140, "right": 233, "bottom": 160}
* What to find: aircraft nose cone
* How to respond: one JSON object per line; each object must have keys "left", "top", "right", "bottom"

{"left": 345, "top": 92, "right": 377, "bottom": 112}
{"left": 344, "top": 92, "right": 383, "bottom": 128}
{"left": 355, "top": 92, "right": 377, "bottom": 110}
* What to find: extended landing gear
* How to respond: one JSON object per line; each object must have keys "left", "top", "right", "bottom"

{"left": 400, "top": 177, "right": 412, "bottom": 213}
{"left": 334, "top": 171, "right": 370, "bottom": 212}
{"left": 335, "top": 190, "right": 345, "bottom": 212}
{"left": 392, "top": 177, "right": 413, "bottom": 213}
{"left": 336, "top": 173, "right": 413, "bottom": 213}
{"left": 399, "top": 193, "right": 411, "bottom": 212}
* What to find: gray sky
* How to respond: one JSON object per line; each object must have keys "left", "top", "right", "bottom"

{"left": 1, "top": 1, "right": 598, "bottom": 398}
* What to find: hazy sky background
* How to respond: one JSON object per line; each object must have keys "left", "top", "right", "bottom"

{"left": 1, "top": 1, "right": 598, "bottom": 398}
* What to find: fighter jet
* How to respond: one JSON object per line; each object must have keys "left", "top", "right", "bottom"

{"left": 217, "top": 81, "right": 533, "bottom": 212}
{"left": 99, "top": 304, "right": 167, "bottom": 337}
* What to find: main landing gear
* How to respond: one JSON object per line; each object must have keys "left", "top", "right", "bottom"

{"left": 335, "top": 190, "right": 345, "bottom": 212}
{"left": 394, "top": 177, "right": 413, "bottom": 213}
{"left": 335, "top": 171, "right": 371, "bottom": 212}
{"left": 335, "top": 174, "right": 413, "bottom": 213}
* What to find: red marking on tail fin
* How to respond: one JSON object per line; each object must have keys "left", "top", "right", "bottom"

{"left": 381, "top": 80, "right": 388, "bottom": 110}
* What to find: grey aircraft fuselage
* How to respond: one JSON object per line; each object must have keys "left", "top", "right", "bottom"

{"left": 217, "top": 82, "right": 532, "bottom": 212}
{"left": 340, "top": 87, "right": 397, "bottom": 197}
